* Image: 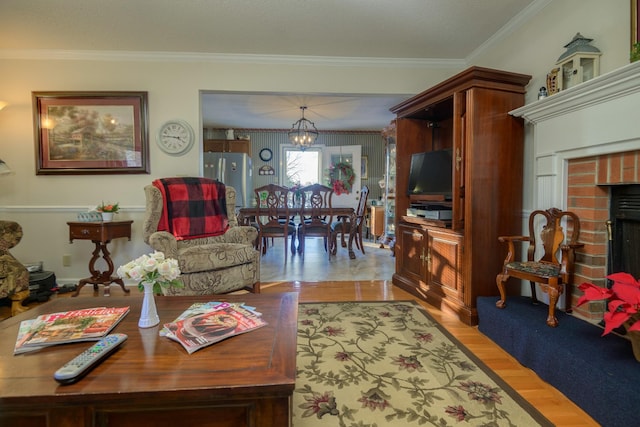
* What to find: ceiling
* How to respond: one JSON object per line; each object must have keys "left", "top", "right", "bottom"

{"left": 0, "top": 0, "right": 537, "bottom": 131}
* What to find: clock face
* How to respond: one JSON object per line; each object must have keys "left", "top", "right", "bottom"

{"left": 259, "top": 148, "right": 273, "bottom": 162}
{"left": 157, "top": 120, "right": 195, "bottom": 155}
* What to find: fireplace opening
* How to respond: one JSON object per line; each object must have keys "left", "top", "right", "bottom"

{"left": 608, "top": 184, "right": 640, "bottom": 282}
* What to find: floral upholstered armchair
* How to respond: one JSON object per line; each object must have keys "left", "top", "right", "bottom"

{"left": 142, "top": 179, "right": 260, "bottom": 295}
{"left": 0, "top": 220, "right": 30, "bottom": 316}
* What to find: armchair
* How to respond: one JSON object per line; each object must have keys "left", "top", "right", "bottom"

{"left": 143, "top": 179, "right": 260, "bottom": 295}
{"left": 495, "top": 207, "right": 583, "bottom": 327}
{"left": 0, "top": 221, "right": 30, "bottom": 317}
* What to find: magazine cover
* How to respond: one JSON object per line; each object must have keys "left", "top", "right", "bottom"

{"left": 159, "top": 301, "right": 228, "bottom": 337}
{"left": 164, "top": 305, "right": 267, "bottom": 354}
{"left": 13, "top": 319, "right": 44, "bottom": 355}
{"left": 18, "top": 306, "right": 130, "bottom": 348}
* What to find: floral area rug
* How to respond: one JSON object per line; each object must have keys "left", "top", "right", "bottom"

{"left": 294, "top": 301, "right": 553, "bottom": 427}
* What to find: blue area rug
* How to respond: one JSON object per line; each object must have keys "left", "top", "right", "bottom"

{"left": 477, "top": 296, "right": 640, "bottom": 427}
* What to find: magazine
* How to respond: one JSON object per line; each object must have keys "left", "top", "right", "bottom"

{"left": 163, "top": 304, "right": 267, "bottom": 354}
{"left": 15, "top": 306, "right": 130, "bottom": 351}
{"left": 159, "top": 301, "right": 228, "bottom": 337}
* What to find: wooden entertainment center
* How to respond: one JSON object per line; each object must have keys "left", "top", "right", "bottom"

{"left": 391, "top": 66, "right": 531, "bottom": 326}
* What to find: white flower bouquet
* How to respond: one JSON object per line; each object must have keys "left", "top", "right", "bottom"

{"left": 117, "top": 251, "right": 183, "bottom": 294}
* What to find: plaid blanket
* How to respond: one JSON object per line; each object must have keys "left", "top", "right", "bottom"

{"left": 153, "top": 177, "right": 229, "bottom": 240}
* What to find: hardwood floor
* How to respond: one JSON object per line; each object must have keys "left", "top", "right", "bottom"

{"left": 1, "top": 237, "right": 597, "bottom": 426}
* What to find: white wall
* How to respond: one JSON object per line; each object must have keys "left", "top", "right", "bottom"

{"left": 0, "top": 0, "right": 632, "bottom": 283}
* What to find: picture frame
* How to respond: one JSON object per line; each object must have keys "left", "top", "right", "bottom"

{"left": 33, "top": 91, "right": 149, "bottom": 175}
{"left": 361, "top": 155, "right": 369, "bottom": 179}
{"left": 633, "top": 0, "right": 639, "bottom": 46}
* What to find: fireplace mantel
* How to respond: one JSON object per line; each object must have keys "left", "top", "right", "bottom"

{"left": 509, "top": 61, "right": 640, "bottom": 210}
{"left": 511, "top": 61, "right": 640, "bottom": 124}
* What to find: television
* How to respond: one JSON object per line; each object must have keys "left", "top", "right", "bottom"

{"left": 406, "top": 149, "right": 453, "bottom": 198}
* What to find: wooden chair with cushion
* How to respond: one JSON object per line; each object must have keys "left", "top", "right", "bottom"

{"left": 0, "top": 220, "right": 30, "bottom": 317}
{"left": 143, "top": 177, "right": 260, "bottom": 295}
{"left": 254, "top": 184, "right": 297, "bottom": 260}
{"left": 495, "top": 207, "right": 583, "bottom": 327}
{"left": 298, "top": 183, "right": 334, "bottom": 259}
{"left": 330, "top": 185, "right": 369, "bottom": 255}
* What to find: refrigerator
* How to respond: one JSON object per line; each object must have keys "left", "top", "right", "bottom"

{"left": 203, "top": 152, "right": 253, "bottom": 208}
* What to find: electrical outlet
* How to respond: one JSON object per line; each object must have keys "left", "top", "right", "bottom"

{"left": 62, "top": 254, "right": 72, "bottom": 267}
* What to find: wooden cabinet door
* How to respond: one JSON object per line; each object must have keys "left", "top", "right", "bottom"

{"left": 396, "top": 223, "right": 427, "bottom": 290}
{"left": 427, "top": 229, "right": 463, "bottom": 301}
{"left": 369, "top": 206, "right": 385, "bottom": 237}
{"left": 227, "top": 140, "right": 251, "bottom": 155}
{"left": 204, "top": 140, "right": 227, "bottom": 152}
{"left": 204, "top": 140, "right": 251, "bottom": 156}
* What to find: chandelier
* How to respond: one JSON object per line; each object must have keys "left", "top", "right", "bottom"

{"left": 288, "top": 106, "right": 318, "bottom": 150}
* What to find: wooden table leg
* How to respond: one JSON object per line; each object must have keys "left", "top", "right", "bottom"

{"left": 72, "top": 240, "right": 131, "bottom": 297}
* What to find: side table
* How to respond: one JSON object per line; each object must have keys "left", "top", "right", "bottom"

{"left": 67, "top": 220, "right": 133, "bottom": 297}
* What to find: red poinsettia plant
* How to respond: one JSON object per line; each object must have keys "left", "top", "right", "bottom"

{"left": 577, "top": 272, "right": 640, "bottom": 335}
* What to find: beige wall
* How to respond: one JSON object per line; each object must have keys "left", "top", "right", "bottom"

{"left": 0, "top": 0, "right": 631, "bottom": 283}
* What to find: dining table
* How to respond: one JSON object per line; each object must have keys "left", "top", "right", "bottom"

{"left": 238, "top": 205, "right": 358, "bottom": 259}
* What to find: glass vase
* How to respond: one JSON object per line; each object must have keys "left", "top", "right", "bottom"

{"left": 138, "top": 281, "right": 160, "bottom": 328}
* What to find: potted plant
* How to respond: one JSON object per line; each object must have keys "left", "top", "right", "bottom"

{"left": 96, "top": 202, "right": 119, "bottom": 221}
{"left": 631, "top": 42, "right": 640, "bottom": 63}
{"left": 577, "top": 272, "right": 640, "bottom": 361}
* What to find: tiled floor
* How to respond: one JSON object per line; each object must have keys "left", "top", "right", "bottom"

{"left": 258, "top": 235, "right": 395, "bottom": 283}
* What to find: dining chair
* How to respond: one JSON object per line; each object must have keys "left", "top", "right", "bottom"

{"left": 330, "top": 185, "right": 369, "bottom": 256}
{"left": 298, "top": 183, "right": 334, "bottom": 259}
{"left": 254, "top": 184, "right": 297, "bottom": 260}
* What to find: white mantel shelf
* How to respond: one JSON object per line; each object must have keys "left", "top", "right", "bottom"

{"left": 510, "top": 61, "right": 640, "bottom": 124}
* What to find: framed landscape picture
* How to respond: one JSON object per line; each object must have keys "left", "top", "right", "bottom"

{"left": 33, "top": 91, "right": 149, "bottom": 175}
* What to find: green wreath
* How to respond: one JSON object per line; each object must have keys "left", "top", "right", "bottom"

{"left": 327, "top": 162, "right": 356, "bottom": 195}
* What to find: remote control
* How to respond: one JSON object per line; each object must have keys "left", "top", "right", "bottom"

{"left": 54, "top": 333, "right": 128, "bottom": 385}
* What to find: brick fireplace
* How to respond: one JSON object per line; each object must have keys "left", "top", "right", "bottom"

{"left": 567, "top": 150, "right": 640, "bottom": 319}
{"left": 511, "top": 61, "right": 640, "bottom": 321}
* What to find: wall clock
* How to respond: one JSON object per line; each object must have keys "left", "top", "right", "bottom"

{"left": 259, "top": 148, "right": 273, "bottom": 162}
{"left": 157, "top": 120, "right": 195, "bottom": 155}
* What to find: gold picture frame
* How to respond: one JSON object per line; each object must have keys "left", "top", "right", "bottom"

{"left": 633, "top": 0, "right": 639, "bottom": 47}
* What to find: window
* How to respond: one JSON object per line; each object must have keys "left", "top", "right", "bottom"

{"left": 282, "top": 145, "right": 322, "bottom": 186}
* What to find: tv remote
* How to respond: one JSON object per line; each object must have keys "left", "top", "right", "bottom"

{"left": 54, "top": 333, "right": 128, "bottom": 385}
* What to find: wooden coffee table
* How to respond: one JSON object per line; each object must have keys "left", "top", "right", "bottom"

{"left": 0, "top": 292, "right": 298, "bottom": 427}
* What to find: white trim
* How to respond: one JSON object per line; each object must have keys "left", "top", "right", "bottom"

{"left": 510, "top": 61, "right": 640, "bottom": 123}
{"left": 0, "top": 206, "right": 145, "bottom": 213}
{"left": 0, "top": 49, "right": 465, "bottom": 69}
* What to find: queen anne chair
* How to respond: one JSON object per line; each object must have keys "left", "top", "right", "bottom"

{"left": 330, "top": 185, "right": 369, "bottom": 255}
{"left": 254, "top": 184, "right": 297, "bottom": 260}
{"left": 0, "top": 221, "right": 30, "bottom": 317}
{"left": 495, "top": 207, "right": 583, "bottom": 327}
{"left": 143, "top": 178, "right": 260, "bottom": 295}
{"left": 298, "top": 184, "right": 334, "bottom": 259}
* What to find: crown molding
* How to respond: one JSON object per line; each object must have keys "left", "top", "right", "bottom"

{"left": 467, "top": 0, "right": 552, "bottom": 63}
{"left": 0, "top": 49, "right": 465, "bottom": 69}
